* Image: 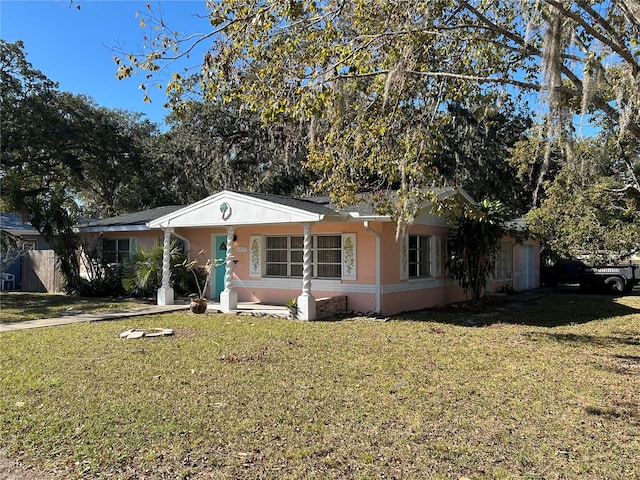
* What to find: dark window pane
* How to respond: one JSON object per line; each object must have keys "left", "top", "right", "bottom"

{"left": 317, "top": 264, "right": 341, "bottom": 278}
{"left": 266, "top": 236, "right": 287, "bottom": 249}
{"left": 266, "top": 264, "right": 287, "bottom": 276}
{"left": 317, "top": 250, "right": 341, "bottom": 263}
{"left": 290, "top": 236, "right": 304, "bottom": 249}
{"left": 266, "top": 250, "right": 287, "bottom": 262}
{"left": 317, "top": 235, "right": 340, "bottom": 248}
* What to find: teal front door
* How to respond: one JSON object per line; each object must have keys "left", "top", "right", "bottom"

{"left": 214, "top": 235, "right": 227, "bottom": 300}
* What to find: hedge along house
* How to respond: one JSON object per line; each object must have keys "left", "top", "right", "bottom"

{"left": 148, "top": 190, "right": 540, "bottom": 320}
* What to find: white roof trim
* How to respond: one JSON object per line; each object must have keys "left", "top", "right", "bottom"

{"left": 148, "top": 190, "right": 327, "bottom": 229}
{"left": 347, "top": 213, "right": 393, "bottom": 222}
{"left": 79, "top": 225, "right": 150, "bottom": 233}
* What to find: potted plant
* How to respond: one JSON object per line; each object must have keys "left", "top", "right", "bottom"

{"left": 182, "top": 250, "right": 225, "bottom": 314}
{"left": 285, "top": 298, "right": 298, "bottom": 319}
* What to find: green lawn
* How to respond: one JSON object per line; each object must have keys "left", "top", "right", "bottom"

{"left": 0, "top": 292, "right": 153, "bottom": 323}
{"left": 1, "top": 293, "right": 639, "bottom": 479}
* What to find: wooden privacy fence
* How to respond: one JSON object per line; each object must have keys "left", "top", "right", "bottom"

{"left": 21, "top": 250, "right": 62, "bottom": 293}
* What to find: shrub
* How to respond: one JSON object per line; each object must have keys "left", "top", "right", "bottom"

{"left": 121, "top": 241, "right": 202, "bottom": 298}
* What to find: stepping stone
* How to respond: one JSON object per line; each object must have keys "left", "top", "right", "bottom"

{"left": 145, "top": 329, "right": 173, "bottom": 337}
{"left": 119, "top": 328, "right": 174, "bottom": 339}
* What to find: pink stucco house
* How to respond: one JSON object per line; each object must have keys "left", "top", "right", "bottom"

{"left": 79, "top": 190, "right": 539, "bottom": 319}
{"left": 79, "top": 205, "right": 186, "bottom": 260}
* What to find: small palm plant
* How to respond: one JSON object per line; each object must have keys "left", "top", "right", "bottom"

{"left": 122, "top": 241, "right": 197, "bottom": 298}
{"left": 122, "top": 241, "right": 182, "bottom": 298}
{"left": 285, "top": 298, "right": 298, "bottom": 318}
{"left": 181, "top": 250, "right": 225, "bottom": 313}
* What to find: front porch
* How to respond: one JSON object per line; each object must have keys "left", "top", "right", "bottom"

{"left": 181, "top": 296, "right": 348, "bottom": 320}
{"left": 204, "top": 301, "right": 290, "bottom": 318}
{"left": 150, "top": 191, "right": 352, "bottom": 320}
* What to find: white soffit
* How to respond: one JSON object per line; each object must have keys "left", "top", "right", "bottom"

{"left": 148, "top": 191, "right": 326, "bottom": 228}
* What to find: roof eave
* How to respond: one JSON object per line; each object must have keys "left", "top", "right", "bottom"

{"left": 79, "top": 225, "right": 151, "bottom": 233}
{"left": 346, "top": 213, "right": 393, "bottom": 222}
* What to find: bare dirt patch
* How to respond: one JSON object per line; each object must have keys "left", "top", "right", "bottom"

{"left": 0, "top": 449, "right": 46, "bottom": 480}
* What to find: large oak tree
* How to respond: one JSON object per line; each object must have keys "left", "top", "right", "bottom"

{"left": 152, "top": 100, "right": 314, "bottom": 204}
{"left": 117, "top": 0, "right": 640, "bottom": 224}
{"left": 1, "top": 40, "right": 166, "bottom": 289}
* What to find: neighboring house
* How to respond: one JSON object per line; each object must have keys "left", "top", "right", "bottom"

{"left": 78, "top": 205, "right": 186, "bottom": 274}
{"left": 136, "top": 189, "right": 539, "bottom": 319}
{"left": 0, "top": 213, "right": 51, "bottom": 290}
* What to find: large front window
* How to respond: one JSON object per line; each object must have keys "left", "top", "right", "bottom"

{"left": 408, "top": 235, "right": 431, "bottom": 278}
{"left": 265, "top": 235, "right": 341, "bottom": 278}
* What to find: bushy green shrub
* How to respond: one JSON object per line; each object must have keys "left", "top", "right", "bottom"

{"left": 121, "top": 241, "right": 203, "bottom": 298}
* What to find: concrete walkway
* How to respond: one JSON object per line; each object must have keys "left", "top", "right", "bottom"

{"left": 0, "top": 304, "right": 189, "bottom": 333}
{"left": 0, "top": 301, "right": 293, "bottom": 333}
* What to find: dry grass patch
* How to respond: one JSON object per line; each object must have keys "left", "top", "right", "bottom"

{"left": 0, "top": 293, "right": 639, "bottom": 479}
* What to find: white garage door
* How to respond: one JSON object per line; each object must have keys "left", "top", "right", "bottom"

{"left": 518, "top": 246, "right": 536, "bottom": 290}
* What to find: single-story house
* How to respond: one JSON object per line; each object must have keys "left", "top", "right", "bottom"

{"left": 78, "top": 189, "right": 537, "bottom": 320}
{"left": 140, "top": 189, "right": 540, "bottom": 319}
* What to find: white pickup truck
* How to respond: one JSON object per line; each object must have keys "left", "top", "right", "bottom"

{"left": 579, "top": 264, "right": 639, "bottom": 293}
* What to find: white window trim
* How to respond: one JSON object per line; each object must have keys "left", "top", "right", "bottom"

{"left": 493, "top": 242, "right": 513, "bottom": 281}
{"left": 408, "top": 234, "right": 432, "bottom": 279}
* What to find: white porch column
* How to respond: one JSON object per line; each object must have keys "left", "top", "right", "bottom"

{"left": 297, "top": 222, "right": 316, "bottom": 320}
{"left": 220, "top": 226, "right": 237, "bottom": 312}
{"left": 157, "top": 228, "right": 174, "bottom": 305}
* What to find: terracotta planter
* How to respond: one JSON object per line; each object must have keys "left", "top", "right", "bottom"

{"left": 189, "top": 298, "right": 208, "bottom": 314}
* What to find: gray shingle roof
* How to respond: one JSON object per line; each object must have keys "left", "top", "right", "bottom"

{"left": 303, "top": 187, "right": 463, "bottom": 217}
{"left": 80, "top": 187, "right": 468, "bottom": 230}
{"left": 240, "top": 191, "right": 388, "bottom": 217}
{"left": 80, "top": 206, "right": 185, "bottom": 228}
{"left": 237, "top": 192, "right": 340, "bottom": 216}
{"left": 0, "top": 213, "right": 40, "bottom": 235}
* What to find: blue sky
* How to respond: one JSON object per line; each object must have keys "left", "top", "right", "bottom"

{"left": 2, "top": 1, "right": 598, "bottom": 136}
{"left": 1, "top": 0, "right": 209, "bottom": 126}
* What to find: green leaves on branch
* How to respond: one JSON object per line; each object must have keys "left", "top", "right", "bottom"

{"left": 447, "top": 199, "right": 511, "bottom": 303}
{"left": 115, "top": 1, "right": 640, "bottom": 225}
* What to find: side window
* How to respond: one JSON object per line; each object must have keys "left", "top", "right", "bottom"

{"left": 172, "top": 237, "right": 188, "bottom": 256}
{"left": 495, "top": 242, "right": 512, "bottom": 279}
{"left": 22, "top": 240, "right": 37, "bottom": 250}
{"left": 408, "top": 235, "right": 431, "bottom": 278}
{"left": 103, "top": 239, "right": 130, "bottom": 264}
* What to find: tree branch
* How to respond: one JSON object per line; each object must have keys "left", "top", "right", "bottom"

{"left": 545, "top": 0, "right": 639, "bottom": 76}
